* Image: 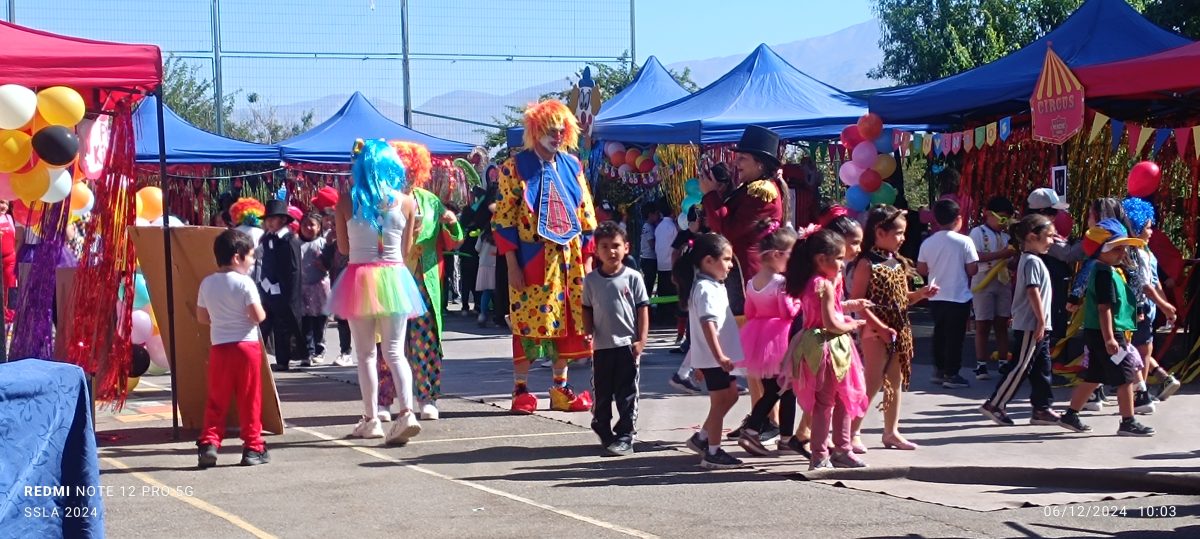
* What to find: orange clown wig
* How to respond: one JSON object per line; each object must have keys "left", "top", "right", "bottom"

{"left": 522, "top": 99, "right": 580, "bottom": 152}
{"left": 389, "top": 141, "right": 432, "bottom": 188}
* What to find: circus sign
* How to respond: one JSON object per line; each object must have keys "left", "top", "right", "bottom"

{"left": 1031, "top": 46, "right": 1084, "bottom": 145}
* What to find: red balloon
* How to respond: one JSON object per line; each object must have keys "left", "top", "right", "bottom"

{"left": 859, "top": 168, "right": 883, "bottom": 193}
{"left": 1127, "top": 161, "right": 1161, "bottom": 197}
{"left": 637, "top": 158, "right": 655, "bottom": 174}
{"left": 840, "top": 125, "right": 864, "bottom": 149}
{"left": 609, "top": 150, "right": 625, "bottom": 167}
{"left": 857, "top": 113, "right": 884, "bottom": 141}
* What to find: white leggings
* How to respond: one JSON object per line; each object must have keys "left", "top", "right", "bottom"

{"left": 348, "top": 315, "right": 412, "bottom": 418}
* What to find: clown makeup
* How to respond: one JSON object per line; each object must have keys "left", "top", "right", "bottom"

{"left": 540, "top": 126, "right": 567, "bottom": 153}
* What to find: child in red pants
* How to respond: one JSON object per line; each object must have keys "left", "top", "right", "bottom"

{"left": 196, "top": 229, "right": 270, "bottom": 468}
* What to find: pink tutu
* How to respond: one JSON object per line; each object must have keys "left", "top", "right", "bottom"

{"left": 737, "top": 317, "right": 792, "bottom": 378}
{"left": 327, "top": 262, "right": 426, "bottom": 319}
{"left": 789, "top": 331, "right": 869, "bottom": 419}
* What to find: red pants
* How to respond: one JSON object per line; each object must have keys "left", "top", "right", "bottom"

{"left": 198, "top": 341, "right": 265, "bottom": 452}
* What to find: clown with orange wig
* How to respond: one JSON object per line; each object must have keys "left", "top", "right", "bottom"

{"left": 494, "top": 99, "right": 598, "bottom": 414}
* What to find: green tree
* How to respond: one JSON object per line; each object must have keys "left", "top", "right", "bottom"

{"left": 478, "top": 53, "right": 698, "bottom": 151}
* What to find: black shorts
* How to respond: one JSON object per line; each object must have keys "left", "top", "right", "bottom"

{"left": 1082, "top": 329, "right": 1140, "bottom": 386}
{"left": 1131, "top": 315, "right": 1154, "bottom": 347}
{"left": 698, "top": 367, "right": 733, "bottom": 392}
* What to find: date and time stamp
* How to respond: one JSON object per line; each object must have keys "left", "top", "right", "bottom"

{"left": 21, "top": 485, "right": 196, "bottom": 519}
{"left": 1041, "top": 504, "right": 1179, "bottom": 519}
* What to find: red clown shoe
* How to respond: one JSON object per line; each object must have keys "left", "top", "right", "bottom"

{"left": 511, "top": 386, "right": 538, "bottom": 414}
{"left": 549, "top": 385, "right": 593, "bottom": 412}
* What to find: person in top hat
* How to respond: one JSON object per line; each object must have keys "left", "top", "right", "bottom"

{"left": 700, "top": 125, "right": 788, "bottom": 318}
{"left": 259, "top": 199, "right": 304, "bottom": 372}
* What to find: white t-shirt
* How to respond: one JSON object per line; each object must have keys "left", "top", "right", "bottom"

{"left": 688, "top": 274, "right": 743, "bottom": 369}
{"left": 197, "top": 271, "right": 262, "bottom": 345}
{"left": 639, "top": 222, "right": 656, "bottom": 260}
{"left": 969, "top": 225, "right": 1010, "bottom": 286}
{"left": 918, "top": 230, "right": 979, "bottom": 303}
{"left": 654, "top": 219, "right": 678, "bottom": 271}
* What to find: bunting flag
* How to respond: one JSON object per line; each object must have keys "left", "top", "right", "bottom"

{"left": 892, "top": 130, "right": 905, "bottom": 153}
{"left": 986, "top": 123, "right": 998, "bottom": 146}
{"left": 951, "top": 132, "right": 963, "bottom": 154}
{"left": 999, "top": 117, "right": 1012, "bottom": 141}
{"left": 1110, "top": 120, "right": 1124, "bottom": 153}
{"left": 974, "top": 126, "right": 986, "bottom": 149}
{"left": 901, "top": 131, "right": 913, "bottom": 157}
{"left": 933, "top": 133, "right": 944, "bottom": 155}
{"left": 1128, "top": 123, "right": 1153, "bottom": 156}
{"left": 1151, "top": 128, "right": 1170, "bottom": 156}
{"left": 1089, "top": 112, "right": 1110, "bottom": 143}
{"left": 1193, "top": 126, "right": 1200, "bottom": 159}
{"left": 1174, "top": 127, "right": 1191, "bottom": 157}
{"left": 922, "top": 133, "right": 932, "bottom": 155}
{"left": 963, "top": 131, "right": 974, "bottom": 153}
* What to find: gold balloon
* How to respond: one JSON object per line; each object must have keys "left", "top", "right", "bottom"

{"left": 0, "top": 129, "right": 33, "bottom": 173}
{"left": 11, "top": 163, "right": 50, "bottom": 203}
{"left": 871, "top": 154, "right": 897, "bottom": 179}
{"left": 37, "top": 87, "right": 86, "bottom": 128}
{"left": 126, "top": 376, "right": 140, "bottom": 393}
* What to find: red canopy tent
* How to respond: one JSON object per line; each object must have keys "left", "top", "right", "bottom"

{"left": 1076, "top": 41, "right": 1200, "bottom": 98}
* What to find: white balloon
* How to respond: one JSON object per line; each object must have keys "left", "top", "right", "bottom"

{"left": 40, "top": 167, "right": 73, "bottom": 203}
{"left": 0, "top": 84, "right": 38, "bottom": 130}
{"left": 145, "top": 335, "right": 169, "bottom": 371}
{"left": 135, "top": 217, "right": 151, "bottom": 226}
{"left": 131, "top": 310, "right": 152, "bottom": 345}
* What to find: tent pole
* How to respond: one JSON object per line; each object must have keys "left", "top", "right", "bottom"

{"left": 401, "top": 0, "right": 413, "bottom": 127}
{"left": 629, "top": 0, "right": 636, "bottom": 71}
{"left": 6, "top": 0, "right": 14, "bottom": 23}
{"left": 211, "top": 0, "right": 225, "bottom": 135}
{"left": 154, "top": 87, "right": 181, "bottom": 441}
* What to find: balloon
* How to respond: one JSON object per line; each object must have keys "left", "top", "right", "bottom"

{"left": 852, "top": 141, "right": 878, "bottom": 167}
{"left": 609, "top": 150, "right": 625, "bottom": 167}
{"left": 838, "top": 161, "right": 863, "bottom": 186}
{"left": 134, "top": 217, "right": 151, "bottom": 226}
{"left": 625, "top": 148, "right": 640, "bottom": 166}
{"left": 1053, "top": 209, "right": 1074, "bottom": 237}
{"left": 618, "top": 163, "right": 633, "bottom": 175}
{"left": 11, "top": 200, "right": 44, "bottom": 224}
{"left": 133, "top": 273, "right": 151, "bottom": 309}
{"left": 131, "top": 345, "right": 151, "bottom": 378}
{"left": 39, "top": 167, "right": 72, "bottom": 203}
{"left": 131, "top": 310, "right": 153, "bottom": 345}
{"left": 857, "top": 113, "right": 883, "bottom": 141}
{"left": 870, "top": 183, "right": 898, "bottom": 205}
{"left": 0, "top": 173, "right": 14, "bottom": 200}
{"left": 126, "top": 377, "right": 140, "bottom": 393}
{"left": 871, "top": 154, "right": 897, "bottom": 178}
{"left": 840, "top": 125, "right": 864, "bottom": 149}
{"left": 146, "top": 335, "right": 169, "bottom": 370}
{"left": 684, "top": 178, "right": 701, "bottom": 196}
{"left": 69, "top": 182, "right": 93, "bottom": 212}
{"left": 31, "top": 125, "right": 80, "bottom": 167}
{"left": 0, "top": 85, "right": 38, "bottom": 130}
{"left": 0, "top": 129, "right": 33, "bottom": 173}
{"left": 36, "top": 86, "right": 86, "bottom": 128}
{"left": 1127, "top": 161, "right": 1161, "bottom": 197}
{"left": 874, "top": 128, "right": 894, "bottom": 154}
{"left": 859, "top": 169, "right": 883, "bottom": 193}
{"left": 637, "top": 157, "right": 655, "bottom": 173}
{"left": 846, "top": 186, "right": 870, "bottom": 211}
{"left": 11, "top": 164, "right": 50, "bottom": 202}
{"left": 136, "top": 186, "right": 163, "bottom": 221}
{"left": 605, "top": 142, "right": 625, "bottom": 158}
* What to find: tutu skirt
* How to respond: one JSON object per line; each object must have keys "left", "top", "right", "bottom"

{"left": 789, "top": 331, "right": 869, "bottom": 419}
{"left": 737, "top": 317, "right": 791, "bottom": 378}
{"left": 327, "top": 262, "right": 426, "bottom": 319}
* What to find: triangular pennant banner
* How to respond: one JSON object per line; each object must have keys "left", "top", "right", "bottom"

{"left": 986, "top": 123, "right": 998, "bottom": 146}
{"left": 932, "top": 133, "right": 943, "bottom": 155}
{"left": 974, "top": 126, "right": 986, "bottom": 149}
{"left": 1174, "top": 127, "right": 1191, "bottom": 157}
{"left": 999, "top": 117, "right": 1012, "bottom": 141}
{"left": 1194, "top": 126, "right": 1200, "bottom": 159}
{"left": 1111, "top": 120, "right": 1125, "bottom": 154}
{"left": 921, "top": 133, "right": 932, "bottom": 156}
{"left": 951, "top": 132, "right": 963, "bottom": 154}
{"left": 1151, "top": 128, "right": 1170, "bottom": 156}
{"left": 893, "top": 130, "right": 904, "bottom": 153}
{"left": 1088, "top": 112, "right": 1110, "bottom": 143}
{"left": 963, "top": 131, "right": 974, "bottom": 153}
{"left": 901, "top": 131, "right": 913, "bottom": 157}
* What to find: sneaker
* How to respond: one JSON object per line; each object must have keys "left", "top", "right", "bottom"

{"left": 334, "top": 354, "right": 354, "bottom": 367}
{"left": 240, "top": 448, "right": 270, "bottom": 466}
{"left": 1156, "top": 375, "right": 1182, "bottom": 401}
{"left": 668, "top": 373, "right": 702, "bottom": 395}
{"left": 1030, "top": 408, "right": 1062, "bottom": 426}
{"left": 549, "top": 384, "right": 592, "bottom": 412}
{"left": 351, "top": 417, "right": 385, "bottom": 439}
{"left": 420, "top": 402, "right": 439, "bottom": 421}
{"left": 1082, "top": 390, "right": 1104, "bottom": 412}
{"left": 1057, "top": 411, "right": 1092, "bottom": 433}
{"left": 700, "top": 448, "right": 744, "bottom": 470}
{"left": 299, "top": 358, "right": 312, "bottom": 367}
{"left": 830, "top": 451, "right": 867, "bottom": 468}
{"left": 973, "top": 364, "right": 991, "bottom": 380}
{"left": 309, "top": 354, "right": 324, "bottom": 366}
{"left": 929, "top": 370, "right": 946, "bottom": 384}
{"left": 777, "top": 437, "right": 811, "bottom": 459}
{"left": 759, "top": 422, "right": 781, "bottom": 444}
{"left": 726, "top": 415, "right": 749, "bottom": 440}
{"left": 809, "top": 458, "right": 833, "bottom": 470}
{"left": 685, "top": 432, "right": 708, "bottom": 455}
{"left": 385, "top": 412, "right": 421, "bottom": 445}
{"left": 1134, "top": 391, "right": 1156, "bottom": 415}
{"left": 1117, "top": 418, "right": 1156, "bottom": 437}
{"left": 604, "top": 440, "right": 634, "bottom": 457}
{"left": 942, "top": 374, "right": 970, "bottom": 389}
{"left": 376, "top": 410, "right": 392, "bottom": 423}
{"left": 738, "top": 429, "right": 773, "bottom": 457}
{"left": 979, "top": 403, "right": 1014, "bottom": 426}
{"left": 197, "top": 443, "right": 218, "bottom": 469}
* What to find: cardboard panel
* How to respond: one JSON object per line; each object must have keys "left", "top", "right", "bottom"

{"left": 129, "top": 226, "right": 284, "bottom": 435}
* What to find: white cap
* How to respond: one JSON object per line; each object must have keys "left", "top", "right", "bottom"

{"left": 1028, "top": 188, "right": 1069, "bottom": 210}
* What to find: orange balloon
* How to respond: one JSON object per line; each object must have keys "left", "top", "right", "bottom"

{"left": 10, "top": 162, "right": 50, "bottom": 202}
{"left": 136, "top": 186, "right": 163, "bottom": 221}
{"left": 69, "top": 182, "right": 93, "bottom": 212}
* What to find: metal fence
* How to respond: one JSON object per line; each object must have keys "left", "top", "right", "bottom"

{"left": 5, "top": 0, "right": 634, "bottom": 146}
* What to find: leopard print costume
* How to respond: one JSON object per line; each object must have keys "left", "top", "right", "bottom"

{"left": 863, "top": 249, "right": 914, "bottom": 411}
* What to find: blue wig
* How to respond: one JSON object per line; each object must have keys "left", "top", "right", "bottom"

{"left": 350, "top": 139, "right": 408, "bottom": 231}
{"left": 1121, "top": 197, "right": 1155, "bottom": 234}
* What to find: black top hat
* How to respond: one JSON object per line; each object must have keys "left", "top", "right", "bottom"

{"left": 265, "top": 200, "right": 293, "bottom": 221}
{"left": 734, "top": 125, "right": 781, "bottom": 167}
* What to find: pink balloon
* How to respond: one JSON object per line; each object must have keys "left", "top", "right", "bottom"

{"left": 0, "top": 172, "right": 16, "bottom": 200}
{"left": 838, "top": 161, "right": 863, "bottom": 186}
{"left": 852, "top": 141, "right": 878, "bottom": 167}
{"left": 1127, "top": 161, "right": 1161, "bottom": 197}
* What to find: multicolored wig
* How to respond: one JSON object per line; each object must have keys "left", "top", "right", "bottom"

{"left": 350, "top": 138, "right": 407, "bottom": 231}
{"left": 389, "top": 141, "right": 432, "bottom": 188}
{"left": 229, "top": 198, "right": 265, "bottom": 227}
{"left": 1121, "top": 196, "right": 1155, "bottom": 234}
{"left": 522, "top": 100, "right": 580, "bottom": 152}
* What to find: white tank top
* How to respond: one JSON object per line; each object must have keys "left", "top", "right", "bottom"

{"left": 346, "top": 200, "right": 408, "bottom": 264}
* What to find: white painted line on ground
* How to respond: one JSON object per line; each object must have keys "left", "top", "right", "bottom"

{"left": 289, "top": 425, "right": 660, "bottom": 539}
{"left": 400, "top": 430, "right": 592, "bottom": 445}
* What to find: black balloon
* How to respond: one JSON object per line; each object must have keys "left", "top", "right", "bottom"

{"left": 131, "top": 345, "right": 151, "bottom": 378}
{"left": 31, "top": 126, "right": 80, "bottom": 167}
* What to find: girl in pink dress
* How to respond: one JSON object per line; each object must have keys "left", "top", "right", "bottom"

{"left": 786, "top": 228, "right": 871, "bottom": 469}
{"left": 734, "top": 221, "right": 800, "bottom": 457}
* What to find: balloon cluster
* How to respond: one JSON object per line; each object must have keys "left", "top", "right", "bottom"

{"left": 604, "top": 142, "right": 657, "bottom": 174}
{"left": 1126, "top": 161, "right": 1161, "bottom": 198}
{"left": 0, "top": 85, "right": 93, "bottom": 206}
{"left": 132, "top": 186, "right": 178, "bottom": 226}
{"left": 120, "top": 271, "right": 170, "bottom": 374}
{"left": 681, "top": 178, "right": 702, "bottom": 217}
{"left": 838, "top": 113, "right": 898, "bottom": 211}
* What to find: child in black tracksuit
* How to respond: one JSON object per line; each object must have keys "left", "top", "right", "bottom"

{"left": 583, "top": 222, "right": 650, "bottom": 457}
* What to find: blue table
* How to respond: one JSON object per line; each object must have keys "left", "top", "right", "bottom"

{"left": 0, "top": 359, "right": 104, "bottom": 538}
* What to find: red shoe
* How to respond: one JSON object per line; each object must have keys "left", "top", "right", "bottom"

{"left": 550, "top": 385, "right": 592, "bottom": 412}
{"left": 511, "top": 386, "right": 538, "bottom": 414}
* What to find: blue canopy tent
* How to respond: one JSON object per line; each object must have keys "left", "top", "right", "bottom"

{"left": 280, "top": 92, "right": 474, "bottom": 163}
{"left": 506, "top": 56, "right": 690, "bottom": 148}
{"left": 868, "top": 0, "right": 1191, "bottom": 124}
{"left": 593, "top": 44, "right": 871, "bottom": 144}
{"left": 133, "top": 95, "right": 280, "bottom": 164}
